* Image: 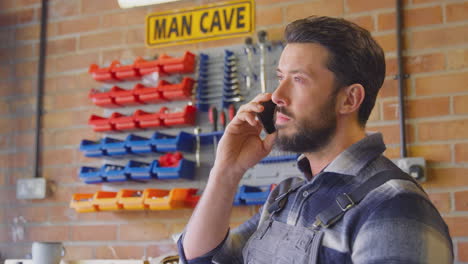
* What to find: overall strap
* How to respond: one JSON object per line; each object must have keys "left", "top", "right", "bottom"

{"left": 267, "top": 180, "right": 305, "bottom": 215}
{"left": 313, "top": 169, "right": 421, "bottom": 229}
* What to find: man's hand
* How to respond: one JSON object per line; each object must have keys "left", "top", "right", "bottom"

{"left": 212, "top": 93, "right": 277, "bottom": 182}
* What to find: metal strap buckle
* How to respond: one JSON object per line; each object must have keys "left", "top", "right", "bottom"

{"left": 336, "top": 193, "right": 355, "bottom": 212}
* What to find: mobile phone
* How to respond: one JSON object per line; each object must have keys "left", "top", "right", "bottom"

{"left": 257, "top": 100, "right": 277, "bottom": 134}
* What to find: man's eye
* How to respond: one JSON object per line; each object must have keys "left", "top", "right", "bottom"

{"left": 277, "top": 75, "right": 284, "bottom": 82}
{"left": 294, "top": 76, "right": 303, "bottom": 83}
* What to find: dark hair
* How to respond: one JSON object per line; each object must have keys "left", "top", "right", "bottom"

{"left": 285, "top": 16, "right": 386, "bottom": 126}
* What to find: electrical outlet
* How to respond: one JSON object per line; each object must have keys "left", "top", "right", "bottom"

{"left": 16, "top": 178, "right": 47, "bottom": 199}
{"left": 392, "top": 157, "right": 426, "bottom": 182}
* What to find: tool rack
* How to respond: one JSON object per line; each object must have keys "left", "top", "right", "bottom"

{"left": 73, "top": 38, "right": 303, "bottom": 213}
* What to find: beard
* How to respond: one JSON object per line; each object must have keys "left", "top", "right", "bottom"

{"left": 275, "top": 95, "right": 337, "bottom": 153}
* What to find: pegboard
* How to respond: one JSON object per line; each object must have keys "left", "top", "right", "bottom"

{"left": 84, "top": 40, "right": 303, "bottom": 193}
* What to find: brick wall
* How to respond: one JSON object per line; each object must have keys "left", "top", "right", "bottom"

{"left": 0, "top": 0, "right": 467, "bottom": 262}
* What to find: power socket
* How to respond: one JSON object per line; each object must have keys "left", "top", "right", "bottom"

{"left": 16, "top": 178, "right": 47, "bottom": 199}
{"left": 392, "top": 157, "right": 426, "bottom": 182}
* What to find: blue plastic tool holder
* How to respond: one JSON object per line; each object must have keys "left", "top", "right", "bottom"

{"left": 125, "top": 134, "right": 155, "bottom": 154}
{"left": 238, "top": 185, "right": 271, "bottom": 205}
{"left": 79, "top": 166, "right": 105, "bottom": 184}
{"left": 102, "top": 164, "right": 128, "bottom": 182}
{"left": 151, "top": 159, "right": 195, "bottom": 180}
{"left": 233, "top": 188, "right": 243, "bottom": 206}
{"left": 125, "top": 160, "right": 153, "bottom": 180}
{"left": 79, "top": 139, "right": 106, "bottom": 158}
{"left": 199, "top": 131, "right": 223, "bottom": 145}
{"left": 259, "top": 154, "right": 300, "bottom": 164}
{"left": 102, "top": 137, "right": 130, "bottom": 157}
{"left": 151, "top": 131, "right": 195, "bottom": 152}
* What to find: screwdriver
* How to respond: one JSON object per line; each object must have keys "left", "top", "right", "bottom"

{"left": 228, "top": 104, "right": 236, "bottom": 121}
{"left": 208, "top": 106, "right": 218, "bottom": 158}
{"left": 219, "top": 110, "right": 226, "bottom": 130}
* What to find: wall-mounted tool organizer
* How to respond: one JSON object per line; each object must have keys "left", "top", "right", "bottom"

{"left": 70, "top": 184, "right": 273, "bottom": 213}
{"left": 74, "top": 35, "right": 304, "bottom": 213}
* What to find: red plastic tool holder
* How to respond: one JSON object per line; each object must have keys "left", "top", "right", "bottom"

{"left": 184, "top": 189, "right": 200, "bottom": 208}
{"left": 158, "top": 152, "right": 183, "bottom": 167}
{"left": 88, "top": 87, "right": 122, "bottom": 108}
{"left": 111, "top": 62, "right": 141, "bottom": 81}
{"left": 88, "top": 113, "right": 116, "bottom": 132}
{"left": 113, "top": 85, "right": 144, "bottom": 106}
{"left": 160, "top": 77, "right": 194, "bottom": 100}
{"left": 133, "top": 83, "right": 166, "bottom": 104}
{"left": 89, "top": 61, "right": 120, "bottom": 82}
{"left": 110, "top": 112, "right": 138, "bottom": 131}
{"left": 133, "top": 57, "right": 164, "bottom": 76}
{"left": 133, "top": 108, "right": 168, "bottom": 129}
{"left": 161, "top": 105, "right": 197, "bottom": 127}
{"left": 159, "top": 51, "right": 195, "bottom": 74}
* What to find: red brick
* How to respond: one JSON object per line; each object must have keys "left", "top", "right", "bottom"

{"left": 378, "top": 79, "right": 400, "bottom": 98}
{"left": 125, "top": 28, "right": 145, "bottom": 45}
{"left": 63, "top": 246, "right": 94, "bottom": 261}
{"left": 286, "top": 0, "right": 344, "bottom": 21}
{"left": 427, "top": 192, "right": 451, "bottom": 214}
{"left": 46, "top": 37, "right": 76, "bottom": 56}
{"left": 366, "top": 124, "right": 415, "bottom": 145}
{"left": 455, "top": 143, "right": 468, "bottom": 163}
{"left": 81, "top": 0, "right": 120, "bottom": 14}
{"left": 405, "top": 53, "right": 445, "bottom": 74}
{"left": 56, "top": 16, "right": 101, "bottom": 36}
{"left": 119, "top": 223, "right": 170, "bottom": 241}
{"left": 147, "top": 243, "right": 178, "bottom": 257}
{"left": 47, "top": 205, "right": 77, "bottom": 222}
{"left": 409, "top": 144, "right": 452, "bottom": 163}
{"left": 27, "top": 225, "right": 69, "bottom": 242}
{"left": 198, "top": 36, "right": 245, "bottom": 49}
{"left": 423, "top": 168, "right": 468, "bottom": 189}
{"left": 385, "top": 57, "right": 397, "bottom": 76}
{"left": 367, "top": 102, "right": 380, "bottom": 122}
{"left": 95, "top": 245, "right": 145, "bottom": 259}
{"left": 42, "top": 167, "right": 78, "bottom": 184}
{"left": 347, "top": 0, "right": 394, "bottom": 13}
{"left": 0, "top": 8, "right": 36, "bottom": 27}
{"left": 0, "top": 226, "right": 8, "bottom": 242}
{"left": 264, "top": 26, "right": 285, "bottom": 42}
{"left": 102, "top": 9, "right": 147, "bottom": 28}
{"left": 40, "top": 183, "right": 76, "bottom": 204}
{"left": 447, "top": 49, "right": 468, "bottom": 70}
{"left": 459, "top": 242, "right": 468, "bottom": 262}
{"left": 382, "top": 97, "right": 450, "bottom": 121}
{"left": 44, "top": 73, "right": 95, "bottom": 94}
{"left": 52, "top": 52, "right": 100, "bottom": 72}
{"left": 411, "top": 25, "right": 468, "bottom": 50}
{"left": 0, "top": 152, "right": 32, "bottom": 170}
{"left": 255, "top": 0, "right": 291, "bottom": 5}
{"left": 419, "top": 119, "right": 468, "bottom": 141}
{"left": 415, "top": 72, "right": 468, "bottom": 96}
{"left": 42, "top": 111, "right": 77, "bottom": 129}
{"left": 48, "top": 0, "right": 79, "bottom": 19}
{"left": 444, "top": 216, "right": 468, "bottom": 237}
{"left": 346, "top": 15, "right": 375, "bottom": 32}
{"left": 412, "top": 0, "right": 441, "bottom": 4}
{"left": 14, "top": 24, "right": 40, "bottom": 41}
{"left": 377, "top": 6, "right": 442, "bottom": 31}
{"left": 42, "top": 128, "right": 96, "bottom": 148}
{"left": 14, "top": 60, "right": 38, "bottom": 78}
{"left": 40, "top": 148, "right": 75, "bottom": 167}
{"left": 102, "top": 47, "right": 147, "bottom": 63}
{"left": 257, "top": 6, "right": 283, "bottom": 27}
{"left": 374, "top": 33, "right": 396, "bottom": 53}
{"left": 446, "top": 2, "right": 468, "bottom": 23}
{"left": 71, "top": 225, "right": 117, "bottom": 241}
{"left": 454, "top": 95, "right": 468, "bottom": 115}
{"left": 455, "top": 191, "right": 468, "bottom": 211}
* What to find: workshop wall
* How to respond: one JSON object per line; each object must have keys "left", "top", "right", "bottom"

{"left": 1, "top": 0, "right": 467, "bottom": 262}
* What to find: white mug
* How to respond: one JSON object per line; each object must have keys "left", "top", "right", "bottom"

{"left": 32, "top": 242, "right": 64, "bottom": 264}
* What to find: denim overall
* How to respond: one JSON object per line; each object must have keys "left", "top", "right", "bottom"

{"left": 242, "top": 170, "right": 420, "bottom": 264}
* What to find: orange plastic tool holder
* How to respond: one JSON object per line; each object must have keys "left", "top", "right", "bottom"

{"left": 133, "top": 108, "right": 167, "bottom": 129}
{"left": 88, "top": 114, "right": 114, "bottom": 132}
{"left": 133, "top": 83, "right": 166, "bottom": 104}
{"left": 70, "top": 193, "right": 97, "bottom": 213}
{"left": 145, "top": 188, "right": 194, "bottom": 210}
{"left": 93, "top": 191, "right": 122, "bottom": 211}
{"left": 89, "top": 61, "right": 120, "bottom": 82}
{"left": 133, "top": 57, "right": 164, "bottom": 76}
{"left": 88, "top": 88, "right": 121, "bottom": 108}
{"left": 110, "top": 112, "right": 138, "bottom": 131}
{"left": 118, "top": 189, "right": 147, "bottom": 210}
{"left": 112, "top": 86, "right": 143, "bottom": 106}
{"left": 160, "top": 77, "right": 195, "bottom": 100}
{"left": 161, "top": 105, "right": 197, "bottom": 127}
{"left": 111, "top": 63, "right": 141, "bottom": 81}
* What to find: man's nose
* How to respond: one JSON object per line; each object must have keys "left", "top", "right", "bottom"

{"left": 271, "top": 79, "right": 290, "bottom": 106}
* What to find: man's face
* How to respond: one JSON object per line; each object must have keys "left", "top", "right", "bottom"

{"left": 272, "top": 43, "right": 339, "bottom": 153}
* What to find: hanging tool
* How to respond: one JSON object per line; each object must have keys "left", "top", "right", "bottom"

{"left": 209, "top": 106, "right": 218, "bottom": 157}
{"left": 244, "top": 37, "right": 256, "bottom": 93}
{"left": 258, "top": 30, "right": 268, "bottom": 93}
{"left": 220, "top": 110, "right": 226, "bottom": 130}
{"left": 228, "top": 104, "right": 237, "bottom": 121}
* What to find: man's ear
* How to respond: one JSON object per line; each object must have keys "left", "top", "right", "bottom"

{"left": 337, "top": 84, "right": 365, "bottom": 115}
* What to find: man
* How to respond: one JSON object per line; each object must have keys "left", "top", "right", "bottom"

{"left": 178, "top": 16, "right": 453, "bottom": 263}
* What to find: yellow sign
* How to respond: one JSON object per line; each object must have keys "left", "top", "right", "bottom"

{"left": 146, "top": 0, "right": 255, "bottom": 47}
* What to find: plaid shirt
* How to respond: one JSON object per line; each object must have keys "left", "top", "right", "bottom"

{"left": 178, "top": 133, "right": 454, "bottom": 263}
